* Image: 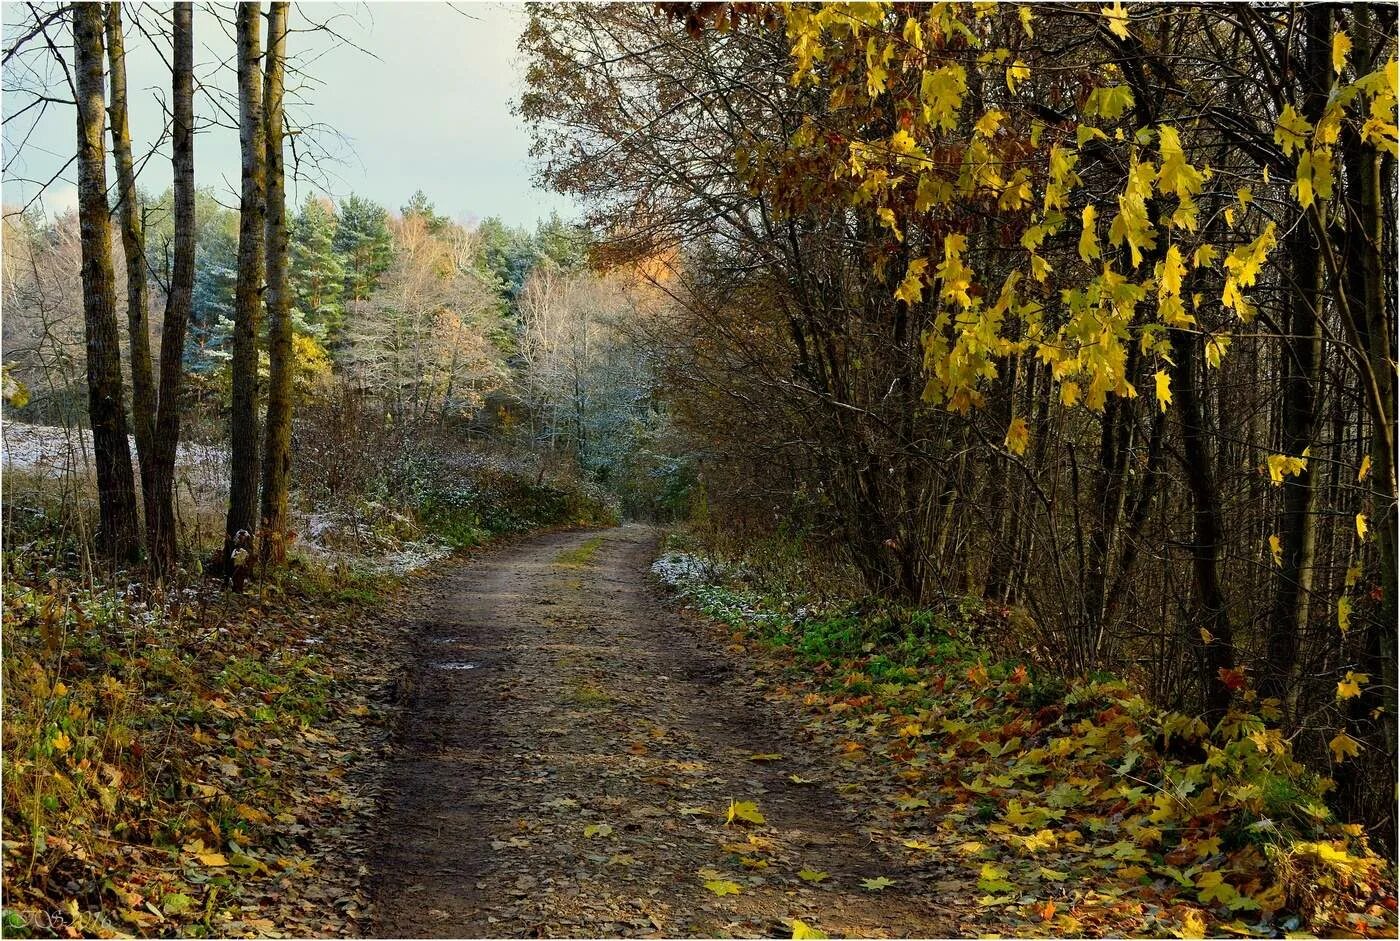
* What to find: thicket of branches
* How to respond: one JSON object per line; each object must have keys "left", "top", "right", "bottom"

{"left": 521, "top": 2, "right": 1398, "bottom": 847}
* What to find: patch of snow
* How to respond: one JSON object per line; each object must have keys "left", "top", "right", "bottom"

{"left": 650, "top": 551, "right": 719, "bottom": 588}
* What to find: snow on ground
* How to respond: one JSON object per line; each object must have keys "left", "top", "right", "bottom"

{"left": 2, "top": 420, "right": 227, "bottom": 484}
{"left": 2, "top": 420, "right": 446, "bottom": 575}
{"left": 650, "top": 550, "right": 720, "bottom": 588}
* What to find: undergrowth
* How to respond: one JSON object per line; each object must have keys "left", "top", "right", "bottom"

{"left": 0, "top": 446, "right": 617, "bottom": 937}
{"left": 652, "top": 544, "right": 1397, "bottom": 938}
{"left": 0, "top": 559, "right": 395, "bottom": 937}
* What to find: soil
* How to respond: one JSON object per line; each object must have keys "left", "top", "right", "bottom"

{"left": 369, "top": 524, "right": 958, "bottom": 938}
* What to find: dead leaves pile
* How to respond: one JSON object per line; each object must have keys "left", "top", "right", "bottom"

{"left": 1, "top": 566, "right": 413, "bottom": 938}
{"left": 675, "top": 582, "right": 1397, "bottom": 939}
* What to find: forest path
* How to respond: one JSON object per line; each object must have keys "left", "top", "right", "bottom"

{"left": 370, "top": 524, "right": 954, "bottom": 938}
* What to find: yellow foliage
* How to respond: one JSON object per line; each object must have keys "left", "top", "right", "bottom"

{"left": 1078, "top": 205, "right": 1100, "bottom": 264}
{"left": 1333, "top": 31, "right": 1352, "bottom": 74}
{"left": 1336, "top": 672, "right": 1368, "bottom": 701}
{"left": 1265, "top": 452, "right": 1308, "bottom": 485}
{"left": 1100, "top": 1, "right": 1130, "bottom": 39}
{"left": 1154, "top": 370, "right": 1172, "bottom": 413}
{"left": 895, "top": 257, "right": 928, "bottom": 305}
{"left": 1005, "top": 417, "right": 1029, "bottom": 456}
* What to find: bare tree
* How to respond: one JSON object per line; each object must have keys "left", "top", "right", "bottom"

{"left": 260, "top": 0, "right": 292, "bottom": 562}
{"left": 147, "top": 0, "right": 196, "bottom": 573}
{"left": 104, "top": 1, "right": 156, "bottom": 538}
{"left": 226, "top": 0, "right": 265, "bottom": 563}
{"left": 73, "top": 1, "right": 140, "bottom": 562}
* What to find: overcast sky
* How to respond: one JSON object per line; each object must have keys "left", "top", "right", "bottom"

{"left": 1, "top": 2, "right": 580, "bottom": 227}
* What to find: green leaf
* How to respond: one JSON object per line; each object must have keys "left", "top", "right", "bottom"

{"left": 704, "top": 879, "right": 743, "bottom": 897}
{"left": 162, "top": 893, "right": 194, "bottom": 915}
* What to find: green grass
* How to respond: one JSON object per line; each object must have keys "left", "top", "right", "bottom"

{"left": 555, "top": 535, "right": 605, "bottom": 567}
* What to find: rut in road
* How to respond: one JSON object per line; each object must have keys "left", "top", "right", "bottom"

{"left": 371, "top": 524, "right": 956, "bottom": 938}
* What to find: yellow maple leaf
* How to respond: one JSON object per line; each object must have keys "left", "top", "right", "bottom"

{"left": 921, "top": 64, "right": 967, "bottom": 132}
{"left": 1019, "top": 6, "right": 1035, "bottom": 38}
{"left": 1358, "top": 455, "right": 1372, "bottom": 481}
{"left": 1333, "top": 31, "right": 1352, "bottom": 74}
{"left": 1265, "top": 452, "right": 1307, "bottom": 485}
{"left": 1295, "top": 148, "right": 1316, "bottom": 208}
{"left": 1356, "top": 513, "right": 1368, "bottom": 540}
{"left": 726, "top": 799, "right": 766, "bottom": 826}
{"left": 1006, "top": 59, "right": 1030, "bottom": 94}
{"left": 974, "top": 109, "right": 1005, "bottom": 137}
{"left": 792, "top": 920, "right": 828, "bottom": 940}
{"left": 50, "top": 730, "right": 71, "bottom": 752}
{"left": 1005, "top": 417, "right": 1029, "bottom": 455}
{"left": 1337, "top": 595, "right": 1353, "bottom": 634}
{"left": 1177, "top": 908, "right": 1207, "bottom": 939}
{"left": 1268, "top": 534, "right": 1283, "bottom": 567}
{"left": 1328, "top": 731, "right": 1360, "bottom": 762}
{"left": 1079, "top": 205, "right": 1100, "bottom": 263}
{"left": 1336, "top": 672, "right": 1368, "bottom": 700}
{"left": 1154, "top": 370, "right": 1172, "bottom": 413}
{"left": 1274, "top": 105, "right": 1312, "bottom": 156}
{"left": 894, "top": 257, "right": 928, "bottom": 305}
{"left": 1204, "top": 333, "right": 1230, "bottom": 368}
{"left": 1101, "top": 1, "right": 1130, "bottom": 39}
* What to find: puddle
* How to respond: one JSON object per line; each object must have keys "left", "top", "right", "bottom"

{"left": 434, "top": 661, "right": 479, "bottom": 671}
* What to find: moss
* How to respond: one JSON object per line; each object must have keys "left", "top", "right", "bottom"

{"left": 555, "top": 535, "right": 606, "bottom": 567}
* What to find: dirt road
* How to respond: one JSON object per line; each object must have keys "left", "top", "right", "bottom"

{"left": 370, "top": 524, "right": 951, "bottom": 938}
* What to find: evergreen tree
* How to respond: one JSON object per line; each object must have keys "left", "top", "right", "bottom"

{"left": 289, "top": 194, "right": 346, "bottom": 342}
{"left": 189, "top": 224, "right": 238, "bottom": 370}
{"left": 401, "top": 189, "right": 448, "bottom": 233}
{"left": 476, "top": 216, "right": 537, "bottom": 309}
{"left": 334, "top": 194, "right": 393, "bottom": 301}
{"left": 534, "top": 212, "right": 589, "bottom": 271}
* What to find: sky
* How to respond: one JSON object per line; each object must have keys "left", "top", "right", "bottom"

{"left": 1, "top": 1, "right": 580, "bottom": 228}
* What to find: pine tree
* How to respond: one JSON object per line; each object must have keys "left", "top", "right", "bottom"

{"left": 289, "top": 195, "right": 345, "bottom": 341}
{"left": 334, "top": 194, "right": 393, "bottom": 302}
{"left": 190, "top": 222, "right": 238, "bottom": 370}
{"left": 402, "top": 189, "right": 448, "bottom": 233}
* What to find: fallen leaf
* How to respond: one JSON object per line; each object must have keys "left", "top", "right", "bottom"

{"left": 704, "top": 879, "right": 742, "bottom": 896}
{"left": 725, "top": 799, "right": 766, "bottom": 825}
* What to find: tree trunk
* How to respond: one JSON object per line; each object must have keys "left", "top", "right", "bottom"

{"left": 1260, "top": 5, "right": 1331, "bottom": 705}
{"left": 227, "top": 1, "right": 266, "bottom": 565}
{"left": 105, "top": 2, "right": 157, "bottom": 548}
{"left": 149, "top": 0, "right": 196, "bottom": 573}
{"left": 259, "top": 0, "right": 292, "bottom": 563}
{"left": 1338, "top": 0, "right": 1397, "bottom": 852}
{"left": 1170, "top": 323, "right": 1237, "bottom": 721}
{"left": 74, "top": 2, "right": 141, "bottom": 563}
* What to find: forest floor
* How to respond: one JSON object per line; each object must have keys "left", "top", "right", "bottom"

{"left": 369, "top": 524, "right": 962, "bottom": 939}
